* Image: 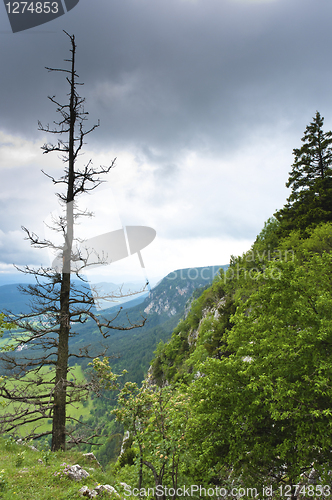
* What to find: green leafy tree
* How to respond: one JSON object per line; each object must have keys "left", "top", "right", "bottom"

{"left": 0, "top": 314, "right": 14, "bottom": 336}
{"left": 113, "top": 381, "right": 151, "bottom": 489}
{"left": 113, "top": 379, "right": 190, "bottom": 500}
{"left": 188, "top": 243, "right": 332, "bottom": 489}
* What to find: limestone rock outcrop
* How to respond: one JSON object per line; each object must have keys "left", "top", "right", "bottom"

{"left": 67, "top": 464, "right": 90, "bottom": 481}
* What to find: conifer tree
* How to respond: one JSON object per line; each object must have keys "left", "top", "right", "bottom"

{"left": 287, "top": 111, "right": 332, "bottom": 200}
{"left": 275, "top": 112, "right": 332, "bottom": 234}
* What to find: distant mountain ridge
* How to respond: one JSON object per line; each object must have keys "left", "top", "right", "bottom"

{"left": 142, "top": 265, "right": 226, "bottom": 317}
{"left": 0, "top": 265, "right": 228, "bottom": 384}
{"left": 0, "top": 280, "right": 149, "bottom": 315}
{"left": 0, "top": 283, "right": 32, "bottom": 314}
{"left": 68, "top": 265, "right": 228, "bottom": 381}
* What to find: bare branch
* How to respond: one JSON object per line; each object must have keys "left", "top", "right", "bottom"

{"left": 0, "top": 30, "right": 147, "bottom": 451}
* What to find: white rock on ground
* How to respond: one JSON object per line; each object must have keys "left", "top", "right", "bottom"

{"left": 78, "top": 486, "right": 98, "bottom": 498}
{"left": 67, "top": 464, "right": 90, "bottom": 481}
{"left": 95, "top": 484, "right": 119, "bottom": 496}
{"left": 79, "top": 484, "right": 118, "bottom": 498}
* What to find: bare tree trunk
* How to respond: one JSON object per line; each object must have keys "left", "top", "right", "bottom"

{"left": 52, "top": 273, "right": 70, "bottom": 450}
{"left": 51, "top": 33, "right": 76, "bottom": 452}
{"left": 0, "top": 31, "right": 146, "bottom": 451}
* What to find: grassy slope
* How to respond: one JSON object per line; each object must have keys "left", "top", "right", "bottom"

{"left": 0, "top": 365, "right": 94, "bottom": 438}
{"left": 0, "top": 437, "right": 130, "bottom": 500}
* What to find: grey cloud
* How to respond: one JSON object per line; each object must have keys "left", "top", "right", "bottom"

{"left": 0, "top": 229, "right": 48, "bottom": 266}
{"left": 153, "top": 163, "right": 179, "bottom": 180}
{"left": 1, "top": 0, "right": 332, "bottom": 269}
{"left": 1, "top": 0, "right": 332, "bottom": 154}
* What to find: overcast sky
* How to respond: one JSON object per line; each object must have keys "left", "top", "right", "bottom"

{"left": 1, "top": 0, "right": 332, "bottom": 285}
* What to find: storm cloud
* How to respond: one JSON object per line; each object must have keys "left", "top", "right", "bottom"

{"left": 0, "top": 0, "right": 331, "bottom": 281}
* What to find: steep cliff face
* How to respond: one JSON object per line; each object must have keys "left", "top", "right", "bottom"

{"left": 146, "top": 292, "right": 228, "bottom": 387}
{"left": 142, "top": 266, "right": 224, "bottom": 318}
{"left": 187, "top": 296, "right": 227, "bottom": 347}
{"left": 143, "top": 281, "right": 205, "bottom": 317}
{"left": 149, "top": 272, "right": 234, "bottom": 386}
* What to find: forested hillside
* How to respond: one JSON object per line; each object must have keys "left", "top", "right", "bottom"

{"left": 97, "top": 112, "right": 332, "bottom": 496}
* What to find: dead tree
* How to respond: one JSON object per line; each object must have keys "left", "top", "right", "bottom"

{"left": 0, "top": 32, "right": 146, "bottom": 451}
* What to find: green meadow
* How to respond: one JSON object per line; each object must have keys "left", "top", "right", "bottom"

{"left": 0, "top": 364, "right": 93, "bottom": 439}
{"left": 0, "top": 436, "right": 130, "bottom": 500}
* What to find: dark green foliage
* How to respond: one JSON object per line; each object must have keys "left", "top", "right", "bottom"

{"left": 275, "top": 183, "right": 332, "bottom": 235}
{"left": 276, "top": 112, "right": 332, "bottom": 235}
{"left": 150, "top": 272, "right": 230, "bottom": 385}
{"left": 150, "top": 321, "right": 192, "bottom": 385}
{"left": 189, "top": 241, "right": 332, "bottom": 488}
{"left": 287, "top": 111, "right": 332, "bottom": 197}
{"left": 253, "top": 216, "right": 280, "bottom": 255}
{"left": 118, "top": 435, "right": 136, "bottom": 467}
{"left": 118, "top": 447, "right": 136, "bottom": 467}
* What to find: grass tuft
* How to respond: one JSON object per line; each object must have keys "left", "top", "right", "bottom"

{"left": 0, "top": 437, "right": 122, "bottom": 499}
